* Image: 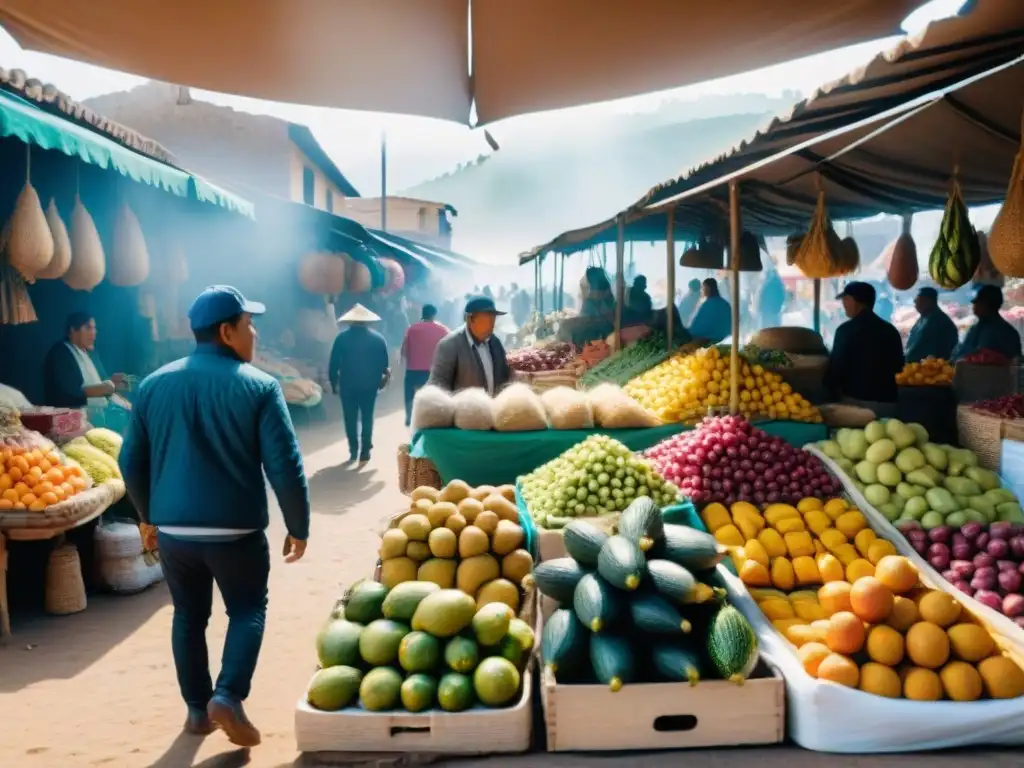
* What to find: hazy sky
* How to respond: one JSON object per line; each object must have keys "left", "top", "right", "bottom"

{"left": 0, "top": 0, "right": 967, "bottom": 194}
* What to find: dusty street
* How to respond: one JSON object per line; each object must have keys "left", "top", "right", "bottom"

{"left": 0, "top": 390, "right": 1019, "bottom": 767}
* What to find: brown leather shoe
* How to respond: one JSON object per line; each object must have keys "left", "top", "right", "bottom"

{"left": 207, "top": 698, "right": 261, "bottom": 747}
{"left": 184, "top": 708, "right": 215, "bottom": 736}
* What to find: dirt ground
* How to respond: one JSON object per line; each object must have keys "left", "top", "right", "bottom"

{"left": 0, "top": 390, "right": 1020, "bottom": 767}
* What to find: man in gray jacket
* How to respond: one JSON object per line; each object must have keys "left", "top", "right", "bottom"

{"left": 428, "top": 296, "right": 512, "bottom": 395}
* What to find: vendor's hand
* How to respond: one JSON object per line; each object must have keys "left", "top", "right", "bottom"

{"left": 111, "top": 373, "right": 126, "bottom": 386}
{"left": 283, "top": 536, "right": 307, "bottom": 563}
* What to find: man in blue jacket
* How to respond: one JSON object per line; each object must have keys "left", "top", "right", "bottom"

{"left": 120, "top": 285, "right": 310, "bottom": 749}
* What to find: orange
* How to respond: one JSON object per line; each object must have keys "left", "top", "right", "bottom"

{"left": 798, "top": 642, "right": 830, "bottom": 676}
{"left": 917, "top": 591, "right": 962, "bottom": 628}
{"left": 816, "top": 653, "right": 860, "bottom": 687}
{"left": 37, "top": 459, "right": 52, "bottom": 473}
{"left": 45, "top": 468, "right": 65, "bottom": 484}
{"left": 818, "top": 581, "right": 853, "bottom": 617}
{"left": 849, "top": 577, "right": 895, "bottom": 623}
{"left": 27, "top": 466, "right": 43, "bottom": 482}
{"left": 7, "top": 466, "right": 22, "bottom": 482}
{"left": 885, "top": 597, "right": 920, "bottom": 633}
{"left": 0, "top": 498, "right": 12, "bottom": 510}
{"left": 51, "top": 486, "right": 65, "bottom": 501}
{"left": 69, "top": 476, "right": 88, "bottom": 491}
{"left": 39, "top": 492, "right": 59, "bottom": 506}
{"left": 0, "top": 473, "right": 11, "bottom": 491}
{"left": 19, "top": 493, "right": 37, "bottom": 506}
{"left": 859, "top": 662, "right": 902, "bottom": 698}
{"left": 12, "top": 502, "right": 25, "bottom": 510}
{"left": 12, "top": 482, "right": 30, "bottom": 497}
{"left": 11, "top": 456, "right": 28, "bottom": 474}
{"left": 24, "top": 449, "right": 41, "bottom": 466}
{"left": 28, "top": 500, "right": 46, "bottom": 512}
{"left": 866, "top": 625, "right": 905, "bottom": 666}
{"left": 64, "top": 464, "right": 82, "bottom": 478}
{"left": 32, "top": 481, "right": 55, "bottom": 497}
{"left": 826, "top": 611, "right": 866, "bottom": 655}
{"left": 874, "top": 556, "right": 919, "bottom": 595}
{"left": 44, "top": 451, "right": 62, "bottom": 466}
{"left": 905, "top": 622, "right": 950, "bottom": 669}
{"left": 59, "top": 482, "right": 75, "bottom": 498}
{"left": 1, "top": 488, "right": 18, "bottom": 503}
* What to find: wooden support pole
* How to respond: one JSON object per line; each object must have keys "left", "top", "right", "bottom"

{"left": 813, "top": 279, "right": 822, "bottom": 334}
{"left": 729, "top": 181, "right": 742, "bottom": 415}
{"left": 614, "top": 216, "right": 625, "bottom": 352}
{"left": 666, "top": 209, "right": 676, "bottom": 352}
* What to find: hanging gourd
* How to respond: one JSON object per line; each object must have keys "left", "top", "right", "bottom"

{"left": 886, "top": 214, "right": 918, "bottom": 290}
{"left": 793, "top": 187, "right": 855, "bottom": 279}
{"left": 0, "top": 225, "right": 37, "bottom": 325}
{"left": 928, "top": 171, "right": 980, "bottom": 289}
{"left": 109, "top": 202, "right": 150, "bottom": 287}
{"left": 6, "top": 146, "right": 54, "bottom": 282}
{"left": 298, "top": 251, "right": 346, "bottom": 295}
{"left": 987, "top": 113, "right": 1024, "bottom": 277}
{"left": 378, "top": 257, "right": 404, "bottom": 296}
{"left": 63, "top": 194, "right": 106, "bottom": 292}
{"left": 36, "top": 199, "right": 71, "bottom": 279}
{"left": 347, "top": 256, "right": 372, "bottom": 293}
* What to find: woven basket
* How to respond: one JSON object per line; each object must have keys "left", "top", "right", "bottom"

{"left": 1003, "top": 420, "right": 1024, "bottom": 443}
{"left": 45, "top": 545, "right": 87, "bottom": 615}
{"left": 408, "top": 455, "right": 442, "bottom": 492}
{"left": 988, "top": 148, "right": 1024, "bottom": 277}
{"left": 818, "top": 403, "right": 877, "bottom": 428}
{"left": 953, "top": 363, "right": 1017, "bottom": 404}
{"left": 0, "top": 483, "right": 113, "bottom": 531}
{"left": 778, "top": 354, "right": 829, "bottom": 403}
{"left": 957, "top": 406, "right": 1005, "bottom": 471}
{"left": 396, "top": 443, "right": 412, "bottom": 494}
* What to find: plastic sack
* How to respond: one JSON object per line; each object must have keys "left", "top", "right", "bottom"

{"left": 718, "top": 564, "right": 1024, "bottom": 752}
{"left": 808, "top": 445, "right": 1024, "bottom": 657}
{"left": 540, "top": 386, "right": 594, "bottom": 430}
{"left": 492, "top": 382, "right": 548, "bottom": 432}
{"left": 452, "top": 387, "right": 495, "bottom": 431}
{"left": 793, "top": 191, "right": 855, "bottom": 278}
{"left": 589, "top": 383, "right": 660, "bottom": 429}
{"left": 411, "top": 385, "right": 455, "bottom": 430}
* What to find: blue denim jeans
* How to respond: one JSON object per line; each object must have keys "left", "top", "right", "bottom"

{"left": 158, "top": 531, "right": 270, "bottom": 707}
{"left": 340, "top": 388, "right": 378, "bottom": 460}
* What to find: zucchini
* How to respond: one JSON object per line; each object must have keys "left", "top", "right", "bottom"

{"left": 646, "top": 559, "right": 698, "bottom": 604}
{"left": 629, "top": 592, "right": 691, "bottom": 634}
{"left": 562, "top": 521, "right": 608, "bottom": 566}
{"left": 596, "top": 535, "right": 646, "bottom": 591}
{"left": 529, "top": 558, "right": 588, "bottom": 604}
{"left": 618, "top": 497, "right": 664, "bottom": 551}
{"left": 572, "top": 572, "right": 621, "bottom": 632}
{"left": 651, "top": 643, "right": 702, "bottom": 686}
{"left": 650, "top": 524, "right": 726, "bottom": 571}
{"left": 590, "top": 633, "right": 635, "bottom": 692}
{"left": 706, "top": 605, "right": 759, "bottom": 685}
{"left": 541, "top": 608, "right": 588, "bottom": 675}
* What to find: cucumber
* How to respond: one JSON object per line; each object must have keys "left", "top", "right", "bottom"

{"left": 645, "top": 559, "right": 698, "bottom": 604}
{"left": 618, "top": 497, "right": 664, "bottom": 551}
{"left": 572, "top": 572, "right": 621, "bottom": 632}
{"left": 562, "top": 521, "right": 608, "bottom": 566}
{"left": 651, "top": 643, "right": 702, "bottom": 686}
{"left": 596, "top": 535, "right": 646, "bottom": 591}
{"left": 706, "top": 605, "right": 759, "bottom": 685}
{"left": 529, "top": 558, "right": 588, "bottom": 604}
{"left": 590, "top": 633, "right": 635, "bottom": 692}
{"left": 650, "top": 524, "right": 726, "bottom": 571}
{"left": 629, "top": 592, "right": 691, "bottom": 634}
{"left": 541, "top": 608, "right": 588, "bottom": 675}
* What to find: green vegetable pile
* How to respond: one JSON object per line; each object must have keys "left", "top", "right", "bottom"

{"left": 533, "top": 501, "right": 760, "bottom": 689}
{"left": 580, "top": 333, "right": 685, "bottom": 388}
{"left": 520, "top": 434, "right": 680, "bottom": 529}
{"left": 714, "top": 343, "right": 792, "bottom": 369}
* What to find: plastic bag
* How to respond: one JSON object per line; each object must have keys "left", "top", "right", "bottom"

{"left": 492, "top": 382, "right": 548, "bottom": 432}
{"left": 719, "top": 564, "right": 1024, "bottom": 752}
{"left": 452, "top": 387, "right": 495, "bottom": 430}
{"left": 411, "top": 385, "right": 455, "bottom": 430}
{"left": 541, "top": 386, "right": 594, "bottom": 430}
{"left": 589, "top": 383, "right": 661, "bottom": 429}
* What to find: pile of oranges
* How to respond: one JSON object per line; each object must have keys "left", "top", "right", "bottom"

{"left": 895, "top": 357, "right": 954, "bottom": 386}
{"left": 0, "top": 445, "right": 90, "bottom": 512}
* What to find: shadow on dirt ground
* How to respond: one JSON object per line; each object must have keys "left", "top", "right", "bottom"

{"left": 307, "top": 463, "right": 387, "bottom": 518}
{"left": 150, "top": 733, "right": 253, "bottom": 768}
{"left": 0, "top": 584, "right": 170, "bottom": 694}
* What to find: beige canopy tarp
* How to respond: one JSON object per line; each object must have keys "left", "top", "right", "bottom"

{"left": 0, "top": 0, "right": 922, "bottom": 125}
{"left": 521, "top": 0, "right": 1024, "bottom": 260}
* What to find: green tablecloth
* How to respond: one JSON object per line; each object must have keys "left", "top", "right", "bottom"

{"left": 410, "top": 420, "right": 828, "bottom": 487}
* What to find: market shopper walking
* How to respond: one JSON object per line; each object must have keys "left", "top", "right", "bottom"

{"left": 119, "top": 285, "right": 310, "bottom": 749}
{"left": 401, "top": 304, "right": 449, "bottom": 426}
{"left": 328, "top": 304, "right": 391, "bottom": 464}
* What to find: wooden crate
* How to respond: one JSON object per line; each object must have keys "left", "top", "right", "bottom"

{"left": 295, "top": 668, "right": 534, "bottom": 754}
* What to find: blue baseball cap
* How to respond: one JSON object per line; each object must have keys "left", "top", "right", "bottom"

{"left": 464, "top": 295, "right": 506, "bottom": 315}
{"left": 188, "top": 285, "right": 266, "bottom": 331}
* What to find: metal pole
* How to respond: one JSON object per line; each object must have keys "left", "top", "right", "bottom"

{"left": 666, "top": 209, "right": 675, "bottom": 352}
{"left": 614, "top": 216, "right": 625, "bottom": 352}
{"left": 559, "top": 254, "right": 566, "bottom": 311}
{"left": 813, "top": 279, "right": 821, "bottom": 334}
{"left": 729, "top": 181, "right": 742, "bottom": 415}
{"left": 380, "top": 131, "right": 388, "bottom": 231}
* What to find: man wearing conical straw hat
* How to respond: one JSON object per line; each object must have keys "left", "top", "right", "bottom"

{"left": 328, "top": 303, "right": 391, "bottom": 466}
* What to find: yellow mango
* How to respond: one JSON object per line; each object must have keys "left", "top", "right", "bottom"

{"left": 797, "top": 497, "right": 824, "bottom": 514}
{"left": 835, "top": 511, "right": 868, "bottom": 539}
{"left": 784, "top": 531, "right": 815, "bottom": 559}
{"left": 817, "top": 553, "right": 846, "bottom": 583}
{"left": 729, "top": 548, "right": 747, "bottom": 571}
{"left": 846, "top": 558, "right": 876, "bottom": 582}
{"left": 764, "top": 504, "right": 801, "bottom": 526}
{"left": 792, "top": 555, "right": 821, "bottom": 586}
{"left": 788, "top": 590, "right": 820, "bottom": 604}
{"left": 771, "top": 556, "right": 796, "bottom": 591}
{"left": 823, "top": 498, "right": 849, "bottom": 520}
{"left": 785, "top": 623, "right": 825, "bottom": 647}
{"left": 854, "top": 529, "right": 877, "bottom": 557}
{"left": 819, "top": 529, "right": 848, "bottom": 551}
{"left": 740, "top": 559, "right": 772, "bottom": 587}
{"left": 813, "top": 539, "right": 827, "bottom": 556}
{"left": 759, "top": 598, "right": 795, "bottom": 621}
{"left": 714, "top": 524, "right": 744, "bottom": 548}
{"left": 772, "top": 618, "right": 808, "bottom": 635}
{"left": 803, "top": 510, "right": 832, "bottom": 536}
{"left": 775, "top": 517, "right": 807, "bottom": 535}
{"left": 793, "top": 600, "right": 827, "bottom": 622}
{"left": 701, "top": 502, "right": 732, "bottom": 533}
{"left": 749, "top": 587, "right": 788, "bottom": 602}
{"left": 735, "top": 516, "right": 760, "bottom": 542}
{"left": 867, "top": 539, "right": 898, "bottom": 565}
{"left": 743, "top": 539, "right": 770, "bottom": 569}
{"left": 730, "top": 501, "right": 765, "bottom": 529}
{"left": 758, "top": 528, "right": 787, "bottom": 559}
{"left": 833, "top": 543, "right": 860, "bottom": 566}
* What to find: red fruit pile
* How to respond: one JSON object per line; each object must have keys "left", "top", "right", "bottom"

{"left": 961, "top": 349, "right": 1009, "bottom": 366}
{"left": 970, "top": 394, "right": 1024, "bottom": 420}
{"left": 645, "top": 414, "right": 839, "bottom": 506}
{"left": 507, "top": 342, "right": 577, "bottom": 372}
